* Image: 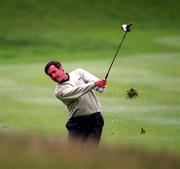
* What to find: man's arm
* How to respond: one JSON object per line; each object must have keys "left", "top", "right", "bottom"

{"left": 77, "top": 68, "right": 107, "bottom": 92}
{"left": 56, "top": 78, "right": 107, "bottom": 101}
{"left": 55, "top": 82, "right": 96, "bottom": 101}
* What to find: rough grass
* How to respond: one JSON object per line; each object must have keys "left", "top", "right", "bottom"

{"left": 0, "top": 131, "right": 180, "bottom": 169}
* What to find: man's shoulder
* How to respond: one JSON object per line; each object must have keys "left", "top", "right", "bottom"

{"left": 70, "top": 68, "right": 86, "bottom": 73}
{"left": 69, "top": 68, "right": 87, "bottom": 76}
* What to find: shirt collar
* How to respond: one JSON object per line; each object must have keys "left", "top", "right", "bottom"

{"left": 59, "top": 73, "right": 70, "bottom": 84}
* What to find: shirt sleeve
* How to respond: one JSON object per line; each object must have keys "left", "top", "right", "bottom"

{"left": 55, "top": 68, "right": 99, "bottom": 102}
{"left": 55, "top": 82, "right": 96, "bottom": 101}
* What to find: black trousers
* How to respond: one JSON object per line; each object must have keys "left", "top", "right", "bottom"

{"left": 66, "top": 112, "right": 104, "bottom": 145}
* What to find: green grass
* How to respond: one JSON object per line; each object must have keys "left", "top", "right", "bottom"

{"left": 0, "top": 0, "right": 180, "bottom": 159}
{"left": 0, "top": 53, "right": 179, "bottom": 154}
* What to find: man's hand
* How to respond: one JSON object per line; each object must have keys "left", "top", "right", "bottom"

{"left": 95, "top": 79, "right": 107, "bottom": 92}
{"left": 95, "top": 79, "right": 107, "bottom": 88}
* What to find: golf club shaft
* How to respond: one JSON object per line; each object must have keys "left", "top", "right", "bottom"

{"left": 105, "top": 31, "right": 127, "bottom": 79}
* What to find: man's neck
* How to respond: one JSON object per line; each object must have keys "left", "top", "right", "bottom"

{"left": 59, "top": 73, "right": 69, "bottom": 83}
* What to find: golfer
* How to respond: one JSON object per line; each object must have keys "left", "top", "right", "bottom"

{"left": 45, "top": 61, "right": 107, "bottom": 145}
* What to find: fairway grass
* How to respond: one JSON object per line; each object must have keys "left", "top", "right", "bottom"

{"left": 0, "top": 51, "right": 179, "bottom": 154}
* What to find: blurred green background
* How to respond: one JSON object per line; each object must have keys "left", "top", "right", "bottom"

{"left": 0, "top": 0, "right": 180, "bottom": 158}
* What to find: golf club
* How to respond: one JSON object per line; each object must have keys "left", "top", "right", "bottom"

{"left": 97, "top": 24, "right": 133, "bottom": 92}
{"left": 105, "top": 23, "right": 133, "bottom": 79}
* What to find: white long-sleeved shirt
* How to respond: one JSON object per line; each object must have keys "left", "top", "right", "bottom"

{"left": 55, "top": 68, "right": 102, "bottom": 118}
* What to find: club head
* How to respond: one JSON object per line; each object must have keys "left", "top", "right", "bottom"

{"left": 121, "top": 24, "right": 133, "bottom": 32}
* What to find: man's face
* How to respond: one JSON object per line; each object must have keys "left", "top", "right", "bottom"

{"left": 47, "top": 65, "right": 65, "bottom": 83}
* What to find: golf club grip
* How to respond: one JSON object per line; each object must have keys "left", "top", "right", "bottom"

{"left": 105, "top": 32, "right": 127, "bottom": 80}
{"left": 105, "top": 73, "right": 108, "bottom": 79}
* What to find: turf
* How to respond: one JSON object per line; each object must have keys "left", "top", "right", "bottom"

{"left": 0, "top": 0, "right": 180, "bottom": 156}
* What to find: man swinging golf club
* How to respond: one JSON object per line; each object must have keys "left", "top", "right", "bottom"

{"left": 44, "top": 23, "right": 132, "bottom": 146}
{"left": 45, "top": 61, "right": 107, "bottom": 146}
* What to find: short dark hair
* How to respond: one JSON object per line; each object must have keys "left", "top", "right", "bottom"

{"left": 44, "top": 61, "right": 61, "bottom": 75}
